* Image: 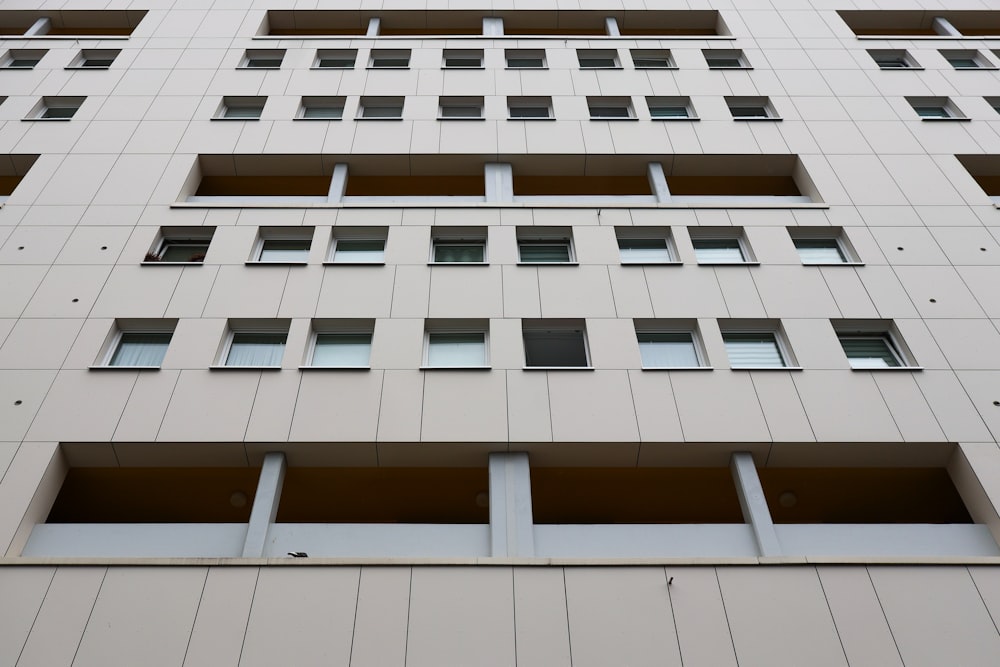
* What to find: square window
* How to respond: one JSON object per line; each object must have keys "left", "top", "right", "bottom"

{"left": 723, "top": 331, "right": 787, "bottom": 369}
{"left": 637, "top": 331, "right": 702, "bottom": 368}
{"left": 432, "top": 230, "right": 487, "bottom": 263}
{"left": 838, "top": 335, "right": 903, "bottom": 369}
{"left": 218, "top": 96, "right": 265, "bottom": 119}
{"left": 71, "top": 49, "right": 120, "bottom": 69}
{"left": 727, "top": 97, "right": 776, "bottom": 119}
{"left": 358, "top": 96, "right": 404, "bottom": 119}
{"left": 299, "top": 96, "right": 344, "bottom": 119}
{"left": 647, "top": 96, "right": 695, "bottom": 119}
{"left": 577, "top": 49, "right": 620, "bottom": 69}
{"left": 3, "top": 49, "right": 46, "bottom": 68}
{"left": 691, "top": 237, "right": 748, "bottom": 264}
{"left": 443, "top": 49, "right": 483, "bottom": 68}
{"left": 630, "top": 49, "right": 674, "bottom": 69}
{"left": 107, "top": 331, "right": 172, "bottom": 367}
{"left": 426, "top": 331, "right": 488, "bottom": 367}
{"left": 315, "top": 49, "right": 357, "bottom": 69}
{"left": 523, "top": 323, "right": 590, "bottom": 368}
{"left": 869, "top": 49, "right": 917, "bottom": 69}
{"left": 146, "top": 229, "right": 214, "bottom": 263}
{"left": 508, "top": 96, "right": 552, "bottom": 119}
{"left": 587, "top": 97, "right": 633, "bottom": 119}
{"left": 331, "top": 236, "right": 386, "bottom": 264}
{"left": 704, "top": 49, "right": 748, "bottom": 69}
{"left": 31, "top": 96, "right": 84, "bottom": 120}
{"left": 505, "top": 49, "right": 545, "bottom": 69}
{"left": 370, "top": 49, "right": 411, "bottom": 68}
{"left": 225, "top": 331, "right": 287, "bottom": 367}
{"left": 617, "top": 230, "right": 674, "bottom": 264}
{"left": 311, "top": 332, "right": 372, "bottom": 367}
{"left": 439, "top": 96, "right": 484, "bottom": 119}
{"left": 793, "top": 238, "right": 847, "bottom": 264}
{"left": 241, "top": 49, "right": 284, "bottom": 69}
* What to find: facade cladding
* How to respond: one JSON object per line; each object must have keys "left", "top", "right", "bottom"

{"left": 4, "top": 1, "right": 1000, "bottom": 665}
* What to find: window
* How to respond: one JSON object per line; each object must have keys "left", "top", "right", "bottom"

{"left": 508, "top": 96, "right": 553, "bottom": 119}
{"left": 690, "top": 229, "right": 753, "bottom": 264}
{"left": 309, "top": 321, "right": 374, "bottom": 368}
{"left": 315, "top": 49, "right": 356, "bottom": 69}
{"left": 443, "top": 49, "right": 483, "bottom": 68}
{"left": 357, "top": 96, "right": 404, "bottom": 119}
{"left": 616, "top": 228, "right": 675, "bottom": 264}
{"left": 647, "top": 96, "right": 696, "bottom": 119}
{"left": 241, "top": 49, "right": 284, "bottom": 69}
{"left": 517, "top": 228, "right": 574, "bottom": 263}
{"left": 635, "top": 322, "right": 704, "bottom": 368}
{"left": 369, "top": 49, "right": 410, "bottom": 68}
{"left": 833, "top": 320, "right": 917, "bottom": 370}
{"left": 793, "top": 238, "right": 846, "bottom": 264}
{"left": 727, "top": 96, "right": 777, "bottom": 119}
{"left": 577, "top": 49, "right": 620, "bottom": 69}
{"left": 102, "top": 323, "right": 174, "bottom": 368}
{"left": 587, "top": 97, "right": 634, "bottom": 119}
{"left": 505, "top": 49, "right": 545, "bottom": 69}
{"left": 722, "top": 331, "right": 789, "bottom": 369}
{"left": 941, "top": 50, "right": 992, "bottom": 69}
{"left": 630, "top": 49, "right": 674, "bottom": 69}
{"left": 704, "top": 49, "right": 749, "bottom": 69}
{"left": 424, "top": 322, "right": 489, "bottom": 368}
{"left": 29, "top": 97, "right": 84, "bottom": 120}
{"left": 298, "top": 96, "right": 344, "bottom": 119}
{"left": 217, "top": 96, "right": 265, "bottom": 120}
{"left": 439, "top": 96, "right": 484, "bottom": 119}
{"left": 3, "top": 49, "right": 45, "bottom": 68}
{"left": 252, "top": 228, "right": 313, "bottom": 263}
{"left": 986, "top": 97, "right": 1000, "bottom": 115}
{"left": 221, "top": 323, "right": 288, "bottom": 368}
{"left": 522, "top": 320, "right": 590, "bottom": 368}
{"left": 869, "top": 49, "right": 918, "bottom": 69}
{"left": 145, "top": 228, "right": 214, "bottom": 264}
{"left": 907, "top": 96, "right": 965, "bottom": 120}
{"left": 69, "top": 49, "right": 120, "bottom": 69}
{"left": 431, "top": 228, "right": 487, "bottom": 263}
{"left": 330, "top": 229, "right": 387, "bottom": 264}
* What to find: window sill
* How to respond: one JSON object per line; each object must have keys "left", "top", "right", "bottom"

{"left": 294, "top": 117, "right": 342, "bottom": 121}
{"left": 636, "top": 66, "right": 679, "bottom": 70}
{"left": 428, "top": 262, "right": 489, "bottom": 266}
{"left": 697, "top": 261, "right": 760, "bottom": 266}
{"left": 642, "top": 366, "right": 713, "bottom": 371}
{"left": 237, "top": 66, "right": 281, "bottom": 70}
{"left": 506, "top": 116, "right": 555, "bottom": 121}
{"left": 730, "top": 366, "right": 803, "bottom": 371}
{"left": 437, "top": 116, "right": 485, "bottom": 121}
{"left": 65, "top": 66, "right": 111, "bottom": 70}
{"left": 298, "top": 365, "right": 371, "bottom": 371}
{"left": 141, "top": 261, "right": 204, "bottom": 266}
{"left": 523, "top": 366, "right": 595, "bottom": 371}
{"left": 355, "top": 117, "right": 403, "bottom": 121}
{"left": 420, "top": 366, "right": 492, "bottom": 371}
{"left": 366, "top": 66, "right": 410, "bottom": 70}
{"left": 245, "top": 261, "right": 309, "bottom": 266}
{"left": 88, "top": 365, "right": 161, "bottom": 371}
{"left": 310, "top": 66, "right": 355, "bottom": 71}
{"left": 323, "top": 261, "right": 385, "bottom": 266}
{"left": 505, "top": 67, "right": 549, "bottom": 71}
{"left": 209, "top": 365, "right": 283, "bottom": 371}
{"left": 212, "top": 117, "right": 261, "bottom": 121}
{"left": 579, "top": 66, "right": 623, "bottom": 71}
{"left": 441, "top": 66, "right": 485, "bottom": 70}
{"left": 589, "top": 117, "right": 637, "bottom": 121}
{"left": 920, "top": 117, "right": 971, "bottom": 122}
{"left": 21, "top": 117, "right": 73, "bottom": 122}
{"left": 803, "top": 261, "right": 865, "bottom": 266}
{"left": 732, "top": 117, "right": 782, "bottom": 121}
{"left": 708, "top": 66, "right": 753, "bottom": 71}
{"left": 621, "top": 260, "right": 681, "bottom": 266}
{"left": 849, "top": 366, "right": 924, "bottom": 372}
{"left": 952, "top": 66, "right": 999, "bottom": 71}
{"left": 878, "top": 66, "right": 925, "bottom": 71}
{"left": 517, "top": 261, "right": 578, "bottom": 266}
{"left": 651, "top": 117, "right": 700, "bottom": 121}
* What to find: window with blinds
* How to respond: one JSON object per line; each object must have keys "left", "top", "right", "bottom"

{"left": 723, "top": 332, "right": 786, "bottom": 368}
{"left": 839, "top": 335, "right": 902, "bottom": 369}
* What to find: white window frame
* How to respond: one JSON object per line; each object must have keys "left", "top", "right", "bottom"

{"left": 249, "top": 229, "right": 313, "bottom": 264}
{"left": 704, "top": 49, "right": 750, "bottom": 69}
{"left": 438, "top": 96, "right": 484, "bottom": 120}
{"left": 368, "top": 49, "right": 411, "bottom": 69}
{"left": 95, "top": 325, "right": 174, "bottom": 370}
{"left": 297, "top": 96, "right": 345, "bottom": 120}
{"left": 720, "top": 326, "right": 798, "bottom": 370}
{"left": 304, "top": 323, "right": 374, "bottom": 370}
{"left": 430, "top": 229, "right": 488, "bottom": 264}
{"left": 630, "top": 49, "right": 676, "bottom": 69}
{"left": 522, "top": 323, "right": 593, "bottom": 370}
{"left": 788, "top": 229, "right": 862, "bottom": 266}
{"left": 239, "top": 49, "right": 284, "bottom": 69}
{"left": 313, "top": 49, "right": 357, "bottom": 69}
{"left": 689, "top": 229, "right": 755, "bottom": 265}
{"left": 832, "top": 321, "right": 921, "bottom": 371}
{"left": 616, "top": 228, "right": 678, "bottom": 265}
{"left": 422, "top": 328, "right": 491, "bottom": 369}
{"left": 505, "top": 49, "right": 546, "bottom": 69}
{"left": 216, "top": 96, "right": 265, "bottom": 120}
{"left": 328, "top": 232, "right": 387, "bottom": 265}
{"left": 67, "top": 49, "right": 120, "bottom": 70}
{"left": 442, "top": 49, "right": 484, "bottom": 69}
{"left": 577, "top": 48, "right": 621, "bottom": 69}
{"left": 516, "top": 231, "right": 576, "bottom": 265}
{"left": 507, "top": 96, "right": 553, "bottom": 120}
{"left": 634, "top": 324, "right": 709, "bottom": 370}
{"left": 215, "top": 326, "right": 288, "bottom": 369}
{"left": 587, "top": 96, "right": 635, "bottom": 120}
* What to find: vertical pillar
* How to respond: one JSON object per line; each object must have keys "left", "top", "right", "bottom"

{"left": 485, "top": 163, "right": 514, "bottom": 203}
{"left": 932, "top": 17, "right": 962, "bottom": 37}
{"left": 366, "top": 17, "right": 381, "bottom": 37}
{"left": 242, "top": 452, "right": 286, "bottom": 558}
{"left": 328, "top": 163, "right": 349, "bottom": 203}
{"left": 25, "top": 17, "right": 51, "bottom": 36}
{"left": 605, "top": 17, "right": 621, "bottom": 37}
{"left": 489, "top": 452, "right": 535, "bottom": 557}
{"left": 647, "top": 162, "right": 671, "bottom": 203}
{"left": 730, "top": 452, "right": 782, "bottom": 557}
{"left": 483, "top": 17, "right": 504, "bottom": 36}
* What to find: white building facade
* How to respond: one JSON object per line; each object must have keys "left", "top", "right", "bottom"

{"left": 2, "top": 1, "right": 1000, "bottom": 665}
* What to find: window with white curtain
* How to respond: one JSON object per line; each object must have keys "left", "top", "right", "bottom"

{"left": 311, "top": 333, "right": 372, "bottom": 367}
{"left": 225, "top": 332, "right": 287, "bottom": 367}
{"left": 426, "top": 332, "right": 488, "bottom": 368}
{"left": 107, "top": 332, "right": 172, "bottom": 367}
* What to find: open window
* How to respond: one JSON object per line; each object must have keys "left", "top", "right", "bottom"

{"left": 727, "top": 96, "right": 778, "bottom": 120}
{"left": 869, "top": 49, "right": 919, "bottom": 69}
{"left": 522, "top": 319, "right": 591, "bottom": 369}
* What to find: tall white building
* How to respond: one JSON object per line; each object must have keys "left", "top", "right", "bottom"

{"left": 2, "top": 1, "right": 1000, "bottom": 665}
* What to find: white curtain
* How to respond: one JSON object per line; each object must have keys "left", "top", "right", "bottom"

{"left": 110, "top": 333, "right": 171, "bottom": 366}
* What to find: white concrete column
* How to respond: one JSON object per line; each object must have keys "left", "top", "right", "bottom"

{"left": 24, "top": 17, "right": 51, "bottom": 36}
{"left": 647, "top": 162, "right": 671, "bottom": 203}
{"left": 328, "top": 163, "right": 349, "bottom": 203}
{"left": 485, "top": 162, "right": 514, "bottom": 203}
{"left": 932, "top": 17, "right": 962, "bottom": 37}
{"left": 242, "top": 452, "right": 286, "bottom": 557}
{"left": 730, "top": 452, "right": 782, "bottom": 557}
{"left": 483, "top": 17, "right": 504, "bottom": 36}
{"left": 605, "top": 17, "right": 621, "bottom": 37}
{"left": 489, "top": 452, "right": 535, "bottom": 557}
{"left": 366, "top": 17, "right": 381, "bottom": 37}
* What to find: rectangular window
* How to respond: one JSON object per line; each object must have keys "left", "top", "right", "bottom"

{"left": 439, "top": 96, "right": 484, "bottom": 119}
{"left": 508, "top": 96, "right": 552, "bottom": 119}
{"left": 312, "top": 332, "right": 372, "bottom": 368}
{"left": 869, "top": 49, "right": 917, "bottom": 69}
{"left": 637, "top": 331, "right": 701, "bottom": 368}
{"left": 523, "top": 322, "right": 590, "bottom": 368}
{"left": 4, "top": 49, "right": 46, "bottom": 68}
{"left": 794, "top": 238, "right": 846, "bottom": 264}
{"left": 433, "top": 241, "right": 485, "bottom": 263}
{"left": 723, "top": 332, "right": 787, "bottom": 369}
{"left": 315, "top": 49, "right": 357, "bottom": 69}
{"left": 704, "top": 49, "right": 748, "bottom": 69}
{"left": 358, "top": 96, "right": 404, "bottom": 119}
{"left": 617, "top": 230, "right": 674, "bottom": 264}
{"left": 630, "top": 49, "right": 674, "bottom": 69}
{"left": 647, "top": 96, "right": 695, "bottom": 119}
{"left": 218, "top": 96, "right": 265, "bottom": 119}
{"left": 577, "top": 49, "right": 620, "bottom": 69}
{"left": 107, "top": 331, "right": 172, "bottom": 367}
{"left": 70, "top": 49, "right": 120, "bottom": 69}
{"left": 839, "top": 335, "right": 903, "bottom": 369}
{"left": 30, "top": 97, "right": 85, "bottom": 120}
{"left": 225, "top": 331, "right": 287, "bottom": 367}
{"left": 369, "top": 49, "right": 411, "bottom": 68}
{"left": 518, "top": 240, "right": 572, "bottom": 263}
{"left": 941, "top": 50, "right": 991, "bottom": 69}
{"left": 331, "top": 235, "right": 386, "bottom": 263}
{"left": 691, "top": 238, "right": 747, "bottom": 264}
{"left": 587, "top": 97, "right": 633, "bottom": 119}
{"left": 146, "top": 229, "right": 215, "bottom": 264}
{"left": 426, "top": 331, "right": 488, "bottom": 368}
{"left": 907, "top": 96, "right": 963, "bottom": 120}
{"left": 253, "top": 229, "right": 312, "bottom": 263}
{"left": 443, "top": 49, "right": 483, "bottom": 68}
{"left": 299, "top": 96, "right": 344, "bottom": 119}
{"left": 241, "top": 49, "right": 284, "bottom": 69}
{"left": 727, "top": 96, "right": 775, "bottom": 119}
{"left": 505, "top": 49, "right": 545, "bottom": 68}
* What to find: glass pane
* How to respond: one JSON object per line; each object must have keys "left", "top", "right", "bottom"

{"left": 226, "top": 333, "right": 286, "bottom": 367}
{"left": 840, "top": 337, "right": 901, "bottom": 368}
{"left": 445, "top": 58, "right": 481, "bottom": 67}
{"left": 637, "top": 332, "right": 699, "bottom": 367}
{"left": 318, "top": 58, "right": 354, "bottom": 68}
{"left": 507, "top": 58, "right": 543, "bottom": 68}
{"left": 794, "top": 239, "right": 846, "bottom": 263}
{"left": 427, "top": 333, "right": 486, "bottom": 367}
{"left": 434, "top": 243, "right": 485, "bottom": 263}
{"left": 633, "top": 57, "right": 671, "bottom": 68}
{"left": 312, "top": 333, "right": 371, "bottom": 367}
{"left": 246, "top": 59, "right": 281, "bottom": 68}
{"left": 650, "top": 106, "right": 689, "bottom": 118}
{"left": 708, "top": 57, "right": 743, "bottom": 68}
{"left": 523, "top": 331, "right": 588, "bottom": 367}
{"left": 693, "top": 239, "right": 745, "bottom": 263}
{"left": 110, "top": 332, "right": 171, "bottom": 367}
{"left": 509, "top": 106, "right": 549, "bottom": 118}
{"left": 876, "top": 56, "right": 907, "bottom": 68}
{"left": 223, "top": 106, "right": 261, "bottom": 118}
{"left": 914, "top": 106, "right": 949, "bottom": 118}
{"left": 303, "top": 106, "right": 343, "bottom": 119}
{"left": 334, "top": 239, "right": 385, "bottom": 263}
{"left": 82, "top": 58, "right": 115, "bottom": 67}
{"left": 159, "top": 242, "right": 209, "bottom": 263}
{"left": 441, "top": 105, "right": 482, "bottom": 118}
{"left": 519, "top": 242, "right": 570, "bottom": 262}
{"left": 362, "top": 105, "right": 402, "bottom": 118}
{"left": 42, "top": 107, "right": 77, "bottom": 119}
{"left": 259, "top": 239, "right": 310, "bottom": 262}
{"left": 579, "top": 58, "right": 616, "bottom": 68}
{"left": 731, "top": 106, "right": 768, "bottom": 117}
{"left": 590, "top": 106, "right": 630, "bottom": 118}
{"left": 9, "top": 59, "right": 40, "bottom": 67}
{"left": 618, "top": 238, "right": 670, "bottom": 263}
{"left": 724, "top": 333, "right": 785, "bottom": 368}
{"left": 372, "top": 58, "right": 409, "bottom": 67}
{"left": 948, "top": 58, "right": 979, "bottom": 68}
